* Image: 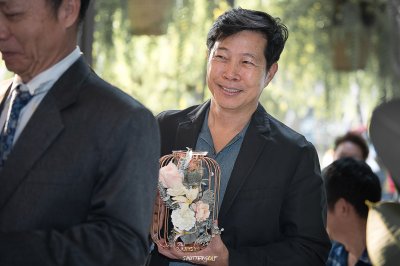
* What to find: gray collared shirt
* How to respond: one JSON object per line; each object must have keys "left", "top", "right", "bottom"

{"left": 195, "top": 109, "right": 249, "bottom": 208}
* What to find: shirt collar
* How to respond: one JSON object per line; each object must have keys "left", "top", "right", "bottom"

{"left": 12, "top": 46, "right": 82, "bottom": 95}
{"left": 199, "top": 107, "right": 250, "bottom": 152}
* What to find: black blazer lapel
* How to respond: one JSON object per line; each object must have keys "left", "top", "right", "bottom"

{"left": 174, "top": 101, "right": 210, "bottom": 151}
{"left": 219, "top": 105, "right": 272, "bottom": 220}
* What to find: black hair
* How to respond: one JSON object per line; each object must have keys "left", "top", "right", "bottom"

{"left": 206, "top": 7, "right": 289, "bottom": 71}
{"left": 323, "top": 157, "right": 381, "bottom": 219}
{"left": 47, "top": 0, "right": 91, "bottom": 22}
{"left": 334, "top": 132, "right": 369, "bottom": 160}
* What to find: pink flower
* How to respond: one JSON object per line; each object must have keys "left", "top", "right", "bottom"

{"left": 191, "top": 201, "right": 210, "bottom": 222}
{"left": 159, "top": 161, "right": 184, "bottom": 189}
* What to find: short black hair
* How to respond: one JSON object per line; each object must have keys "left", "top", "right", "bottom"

{"left": 47, "top": 0, "right": 91, "bottom": 22}
{"left": 206, "top": 7, "right": 288, "bottom": 70}
{"left": 323, "top": 157, "right": 381, "bottom": 219}
{"left": 334, "top": 132, "right": 369, "bottom": 160}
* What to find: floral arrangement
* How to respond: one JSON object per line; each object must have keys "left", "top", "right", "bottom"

{"left": 155, "top": 149, "right": 222, "bottom": 250}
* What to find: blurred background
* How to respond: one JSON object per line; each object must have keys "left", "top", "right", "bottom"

{"left": 1, "top": 0, "right": 399, "bottom": 193}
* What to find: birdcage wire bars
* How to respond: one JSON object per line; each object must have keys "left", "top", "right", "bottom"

{"left": 151, "top": 149, "right": 222, "bottom": 252}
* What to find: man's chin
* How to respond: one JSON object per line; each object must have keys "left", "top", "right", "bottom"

{"left": 1, "top": 54, "right": 21, "bottom": 72}
{"left": 1, "top": 61, "right": 21, "bottom": 75}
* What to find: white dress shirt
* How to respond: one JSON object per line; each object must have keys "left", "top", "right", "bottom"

{"left": 0, "top": 47, "right": 82, "bottom": 145}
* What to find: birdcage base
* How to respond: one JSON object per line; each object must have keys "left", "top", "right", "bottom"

{"left": 173, "top": 241, "right": 205, "bottom": 252}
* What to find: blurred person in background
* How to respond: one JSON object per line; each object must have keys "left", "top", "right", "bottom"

{"left": 333, "top": 132, "right": 369, "bottom": 161}
{"left": 323, "top": 157, "right": 381, "bottom": 266}
{"left": 332, "top": 131, "right": 395, "bottom": 200}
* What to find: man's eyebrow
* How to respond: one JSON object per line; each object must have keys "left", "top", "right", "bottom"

{"left": 213, "top": 48, "right": 261, "bottom": 62}
{"left": 241, "top": 53, "right": 257, "bottom": 59}
{"left": 214, "top": 47, "right": 229, "bottom": 52}
{"left": 216, "top": 47, "right": 257, "bottom": 58}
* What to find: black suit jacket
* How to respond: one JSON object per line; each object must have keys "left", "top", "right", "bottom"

{"left": 0, "top": 57, "right": 160, "bottom": 266}
{"left": 149, "top": 101, "right": 330, "bottom": 266}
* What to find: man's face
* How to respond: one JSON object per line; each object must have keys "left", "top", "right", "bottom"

{"left": 206, "top": 30, "right": 275, "bottom": 114}
{"left": 327, "top": 206, "right": 340, "bottom": 241}
{"left": 326, "top": 205, "right": 343, "bottom": 241}
{"left": 334, "top": 141, "right": 364, "bottom": 161}
{"left": 326, "top": 199, "right": 350, "bottom": 243}
{"left": 0, "top": 0, "right": 71, "bottom": 82}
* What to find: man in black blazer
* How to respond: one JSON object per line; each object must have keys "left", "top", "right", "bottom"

{"left": 0, "top": 0, "right": 159, "bottom": 265}
{"left": 149, "top": 8, "right": 330, "bottom": 266}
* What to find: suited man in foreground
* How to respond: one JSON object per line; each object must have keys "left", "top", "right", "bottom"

{"left": 0, "top": 0, "right": 160, "bottom": 265}
{"left": 148, "top": 7, "right": 330, "bottom": 266}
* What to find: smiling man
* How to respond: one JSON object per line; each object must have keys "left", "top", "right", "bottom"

{"left": 148, "top": 7, "right": 331, "bottom": 266}
{"left": 0, "top": 0, "right": 160, "bottom": 265}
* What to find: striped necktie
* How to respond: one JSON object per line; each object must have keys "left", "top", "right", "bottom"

{"left": 0, "top": 86, "right": 33, "bottom": 170}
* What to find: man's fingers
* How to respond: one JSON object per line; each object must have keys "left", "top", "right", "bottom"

{"left": 158, "top": 244, "right": 182, "bottom": 260}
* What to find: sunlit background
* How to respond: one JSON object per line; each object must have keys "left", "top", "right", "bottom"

{"left": 1, "top": 0, "right": 399, "bottom": 170}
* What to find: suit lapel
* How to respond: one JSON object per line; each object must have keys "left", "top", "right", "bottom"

{"left": 0, "top": 79, "right": 13, "bottom": 113}
{"left": 174, "top": 122, "right": 199, "bottom": 151}
{"left": 174, "top": 101, "right": 210, "bottom": 151}
{"left": 218, "top": 105, "right": 271, "bottom": 220}
{"left": 0, "top": 57, "right": 91, "bottom": 209}
{"left": 0, "top": 96, "right": 64, "bottom": 209}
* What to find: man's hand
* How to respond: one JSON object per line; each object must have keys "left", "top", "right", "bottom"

{"left": 157, "top": 234, "right": 228, "bottom": 266}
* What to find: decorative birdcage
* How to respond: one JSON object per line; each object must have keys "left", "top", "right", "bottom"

{"left": 151, "top": 149, "right": 222, "bottom": 252}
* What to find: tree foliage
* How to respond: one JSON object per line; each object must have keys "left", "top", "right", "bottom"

{"left": 92, "top": 0, "right": 395, "bottom": 115}
{"left": 92, "top": 0, "right": 217, "bottom": 114}
{"left": 1, "top": 0, "right": 396, "bottom": 154}
{"left": 89, "top": 0, "right": 397, "bottom": 153}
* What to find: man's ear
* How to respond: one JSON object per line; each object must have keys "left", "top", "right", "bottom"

{"left": 336, "top": 198, "right": 352, "bottom": 216}
{"left": 58, "top": 0, "right": 81, "bottom": 28}
{"left": 264, "top": 63, "right": 278, "bottom": 86}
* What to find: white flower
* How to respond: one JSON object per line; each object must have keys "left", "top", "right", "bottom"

{"left": 169, "top": 187, "right": 199, "bottom": 205}
{"left": 167, "top": 184, "right": 187, "bottom": 197}
{"left": 172, "top": 195, "right": 189, "bottom": 204}
{"left": 171, "top": 204, "right": 196, "bottom": 232}
{"left": 186, "top": 187, "right": 199, "bottom": 202}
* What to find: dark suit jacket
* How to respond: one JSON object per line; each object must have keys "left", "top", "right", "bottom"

{"left": 149, "top": 101, "right": 330, "bottom": 266}
{"left": 0, "top": 57, "right": 160, "bottom": 266}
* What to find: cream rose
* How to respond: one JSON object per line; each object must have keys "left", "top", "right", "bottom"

{"left": 159, "top": 161, "right": 184, "bottom": 188}
{"left": 191, "top": 201, "right": 210, "bottom": 222}
{"left": 171, "top": 204, "right": 196, "bottom": 231}
{"left": 185, "top": 187, "right": 199, "bottom": 202}
{"left": 167, "top": 185, "right": 187, "bottom": 197}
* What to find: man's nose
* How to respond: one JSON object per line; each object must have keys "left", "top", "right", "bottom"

{"left": 223, "top": 61, "right": 240, "bottom": 80}
{"left": 0, "top": 17, "right": 11, "bottom": 40}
